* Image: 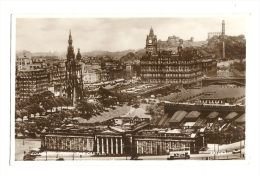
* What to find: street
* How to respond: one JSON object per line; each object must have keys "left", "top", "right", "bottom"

{"left": 34, "top": 150, "right": 245, "bottom": 161}
{"left": 15, "top": 139, "right": 41, "bottom": 161}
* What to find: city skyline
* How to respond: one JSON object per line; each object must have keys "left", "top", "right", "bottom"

{"left": 16, "top": 17, "right": 246, "bottom": 53}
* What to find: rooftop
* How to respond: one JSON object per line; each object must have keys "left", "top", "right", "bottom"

{"left": 225, "top": 112, "right": 238, "bottom": 120}
{"left": 206, "top": 111, "right": 220, "bottom": 119}
{"left": 169, "top": 110, "right": 187, "bottom": 123}
{"left": 234, "top": 114, "right": 245, "bottom": 123}
{"left": 185, "top": 111, "right": 201, "bottom": 118}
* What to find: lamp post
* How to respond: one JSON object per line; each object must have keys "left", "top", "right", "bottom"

{"left": 240, "top": 140, "right": 241, "bottom": 158}
{"left": 125, "top": 147, "right": 127, "bottom": 160}
{"left": 214, "top": 142, "right": 215, "bottom": 160}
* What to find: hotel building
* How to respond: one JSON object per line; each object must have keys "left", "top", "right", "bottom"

{"left": 140, "top": 27, "right": 216, "bottom": 87}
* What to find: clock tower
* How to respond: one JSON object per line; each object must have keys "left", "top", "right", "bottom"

{"left": 146, "top": 27, "right": 157, "bottom": 55}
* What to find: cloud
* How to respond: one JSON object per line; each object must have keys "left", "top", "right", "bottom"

{"left": 16, "top": 17, "right": 246, "bottom": 53}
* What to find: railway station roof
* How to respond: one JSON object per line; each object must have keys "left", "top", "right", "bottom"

{"left": 185, "top": 111, "right": 201, "bottom": 118}
{"left": 225, "top": 112, "right": 238, "bottom": 120}
{"left": 169, "top": 110, "right": 187, "bottom": 123}
{"left": 206, "top": 111, "right": 219, "bottom": 119}
{"left": 234, "top": 114, "right": 245, "bottom": 123}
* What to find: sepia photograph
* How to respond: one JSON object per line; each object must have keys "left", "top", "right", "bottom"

{"left": 12, "top": 16, "right": 247, "bottom": 162}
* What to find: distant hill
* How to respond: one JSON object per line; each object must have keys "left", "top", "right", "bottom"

{"left": 135, "top": 48, "right": 146, "bottom": 56}
{"left": 201, "top": 35, "right": 246, "bottom": 60}
{"left": 82, "top": 49, "right": 136, "bottom": 60}
{"left": 120, "top": 52, "right": 140, "bottom": 63}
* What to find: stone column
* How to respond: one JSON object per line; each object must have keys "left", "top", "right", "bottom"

{"left": 101, "top": 137, "right": 104, "bottom": 153}
{"left": 151, "top": 141, "right": 153, "bottom": 154}
{"left": 97, "top": 137, "right": 99, "bottom": 152}
{"left": 70, "top": 138, "right": 71, "bottom": 151}
{"left": 159, "top": 141, "right": 163, "bottom": 155}
{"left": 64, "top": 138, "right": 68, "bottom": 150}
{"left": 155, "top": 141, "right": 157, "bottom": 155}
{"left": 120, "top": 138, "right": 123, "bottom": 154}
{"left": 106, "top": 138, "right": 109, "bottom": 154}
{"left": 141, "top": 141, "right": 143, "bottom": 154}
{"left": 116, "top": 138, "right": 118, "bottom": 154}
{"left": 83, "top": 139, "right": 85, "bottom": 151}
{"left": 136, "top": 140, "right": 138, "bottom": 154}
{"left": 111, "top": 138, "right": 113, "bottom": 154}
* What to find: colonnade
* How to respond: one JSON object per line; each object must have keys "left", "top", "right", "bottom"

{"left": 42, "top": 136, "right": 95, "bottom": 151}
{"left": 96, "top": 136, "right": 123, "bottom": 154}
{"left": 135, "top": 140, "right": 191, "bottom": 155}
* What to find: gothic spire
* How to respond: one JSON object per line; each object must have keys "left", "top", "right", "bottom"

{"left": 76, "top": 48, "right": 82, "bottom": 61}
{"left": 149, "top": 26, "right": 154, "bottom": 37}
{"left": 68, "top": 30, "right": 73, "bottom": 45}
{"left": 67, "top": 30, "right": 75, "bottom": 60}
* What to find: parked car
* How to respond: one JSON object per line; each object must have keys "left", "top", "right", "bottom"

{"left": 56, "top": 158, "right": 64, "bottom": 161}
{"left": 232, "top": 149, "right": 241, "bottom": 154}
{"left": 199, "top": 147, "right": 207, "bottom": 151}
{"left": 130, "top": 156, "right": 143, "bottom": 160}
{"left": 23, "top": 154, "right": 36, "bottom": 161}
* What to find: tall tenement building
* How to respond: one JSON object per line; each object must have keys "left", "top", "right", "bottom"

{"left": 140, "top": 28, "right": 215, "bottom": 87}
{"left": 64, "top": 31, "right": 83, "bottom": 106}
{"left": 50, "top": 61, "right": 66, "bottom": 95}
{"left": 16, "top": 69, "right": 48, "bottom": 100}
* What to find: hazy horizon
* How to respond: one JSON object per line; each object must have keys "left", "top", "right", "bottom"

{"left": 16, "top": 17, "right": 246, "bottom": 53}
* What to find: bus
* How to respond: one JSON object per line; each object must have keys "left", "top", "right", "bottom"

{"left": 167, "top": 147, "right": 190, "bottom": 160}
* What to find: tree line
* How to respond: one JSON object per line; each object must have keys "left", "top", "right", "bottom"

{"left": 15, "top": 91, "right": 73, "bottom": 120}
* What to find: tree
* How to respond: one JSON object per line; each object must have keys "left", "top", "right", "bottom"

{"left": 15, "top": 110, "right": 22, "bottom": 119}
{"left": 146, "top": 105, "right": 155, "bottom": 115}
{"left": 83, "top": 88, "right": 89, "bottom": 98}
{"left": 55, "top": 97, "right": 64, "bottom": 111}
{"left": 63, "top": 97, "right": 72, "bottom": 109}
{"left": 77, "top": 100, "right": 94, "bottom": 115}
{"left": 41, "top": 91, "right": 54, "bottom": 100}
{"left": 41, "top": 101, "right": 51, "bottom": 112}
{"left": 71, "top": 109, "right": 80, "bottom": 118}
{"left": 132, "top": 98, "right": 140, "bottom": 109}
{"left": 25, "top": 104, "right": 38, "bottom": 120}
{"left": 102, "top": 98, "right": 111, "bottom": 108}
{"left": 20, "top": 109, "right": 28, "bottom": 120}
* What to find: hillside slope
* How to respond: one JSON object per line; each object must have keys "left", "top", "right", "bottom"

{"left": 202, "top": 35, "right": 246, "bottom": 59}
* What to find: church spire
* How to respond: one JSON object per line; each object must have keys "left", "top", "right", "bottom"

{"left": 67, "top": 30, "right": 75, "bottom": 61}
{"left": 149, "top": 26, "right": 154, "bottom": 37}
{"left": 68, "top": 30, "right": 73, "bottom": 45}
{"left": 76, "top": 48, "right": 82, "bottom": 61}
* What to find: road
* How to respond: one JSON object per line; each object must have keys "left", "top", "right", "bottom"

{"left": 33, "top": 150, "right": 245, "bottom": 161}
{"left": 15, "top": 139, "right": 41, "bottom": 161}
{"left": 15, "top": 139, "right": 245, "bottom": 161}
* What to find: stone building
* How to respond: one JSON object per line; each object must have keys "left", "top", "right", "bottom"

{"left": 140, "top": 28, "right": 216, "bottom": 87}
{"left": 16, "top": 69, "right": 48, "bottom": 100}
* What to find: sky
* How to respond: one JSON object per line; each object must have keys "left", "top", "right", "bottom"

{"left": 16, "top": 17, "right": 246, "bottom": 53}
